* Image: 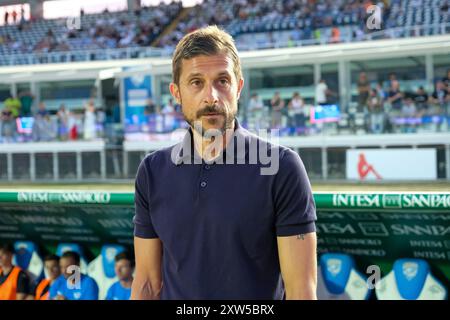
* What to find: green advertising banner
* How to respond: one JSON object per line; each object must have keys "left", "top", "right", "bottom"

{"left": 0, "top": 191, "right": 449, "bottom": 288}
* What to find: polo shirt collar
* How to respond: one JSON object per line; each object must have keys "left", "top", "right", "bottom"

{"left": 174, "top": 117, "right": 249, "bottom": 165}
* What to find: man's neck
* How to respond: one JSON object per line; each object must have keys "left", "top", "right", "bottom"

{"left": 192, "top": 120, "right": 235, "bottom": 162}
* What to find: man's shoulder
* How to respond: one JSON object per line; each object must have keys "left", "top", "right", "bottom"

{"left": 110, "top": 281, "right": 121, "bottom": 290}
{"left": 238, "top": 127, "right": 301, "bottom": 170}
{"left": 138, "top": 144, "right": 180, "bottom": 168}
{"left": 51, "top": 275, "right": 65, "bottom": 288}
{"left": 240, "top": 127, "right": 293, "bottom": 158}
{"left": 82, "top": 274, "right": 98, "bottom": 286}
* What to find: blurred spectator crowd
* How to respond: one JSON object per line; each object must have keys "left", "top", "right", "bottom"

{"left": 0, "top": 95, "right": 107, "bottom": 143}
{"left": 0, "top": 1, "right": 182, "bottom": 56}
{"left": 0, "top": 0, "right": 448, "bottom": 62}
{"left": 1, "top": 70, "right": 449, "bottom": 143}
{"left": 244, "top": 70, "right": 450, "bottom": 136}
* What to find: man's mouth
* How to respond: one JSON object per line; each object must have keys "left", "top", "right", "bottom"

{"left": 202, "top": 113, "right": 222, "bottom": 116}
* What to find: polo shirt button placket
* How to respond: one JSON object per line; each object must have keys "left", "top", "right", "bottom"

{"left": 204, "top": 164, "right": 211, "bottom": 170}
{"left": 200, "top": 181, "right": 207, "bottom": 188}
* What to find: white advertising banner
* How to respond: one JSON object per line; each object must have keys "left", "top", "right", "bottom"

{"left": 346, "top": 149, "right": 437, "bottom": 180}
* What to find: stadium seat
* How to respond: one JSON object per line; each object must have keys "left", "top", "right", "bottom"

{"left": 87, "top": 244, "right": 125, "bottom": 300}
{"left": 375, "top": 258, "right": 447, "bottom": 300}
{"left": 317, "top": 253, "right": 370, "bottom": 300}
{"left": 55, "top": 243, "right": 88, "bottom": 274}
{"left": 12, "top": 241, "right": 44, "bottom": 281}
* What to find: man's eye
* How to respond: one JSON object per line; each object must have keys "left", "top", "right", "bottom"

{"left": 191, "top": 80, "right": 201, "bottom": 86}
{"left": 219, "top": 79, "right": 230, "bottom": 85}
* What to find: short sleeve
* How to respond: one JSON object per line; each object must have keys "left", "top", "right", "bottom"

{"left": 273, "top": 149, "right": 317, "bottom": 236}
{"left": 133, "top": 157, "right": 159, "bottom": 239}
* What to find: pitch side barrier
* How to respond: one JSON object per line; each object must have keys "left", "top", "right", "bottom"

{"left": 0, "top": 191, "right": 449, "bottom": 290}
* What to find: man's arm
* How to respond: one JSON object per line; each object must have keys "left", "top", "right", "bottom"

{"left": 131, "top": 237, "right": 163, "bottom": 300}
{"left": 15, "top": 271, "right": 30, "bottom": 300}
{"left": 277, "top": 232, "right": 317, "bottom": 300}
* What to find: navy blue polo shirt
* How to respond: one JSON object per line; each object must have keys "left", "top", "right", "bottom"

{"left": 133, "top": 119, "right": 316, "bottom": 300}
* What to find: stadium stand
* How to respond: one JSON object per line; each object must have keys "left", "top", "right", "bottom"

{"left": 0, "top": 0, "right": 450, "bottom": 146}
{"left": 0, "top": 0, "right": 448, "bottom": 65}
{"left": 0, "top": 1, "right": 182, "bottom": 64}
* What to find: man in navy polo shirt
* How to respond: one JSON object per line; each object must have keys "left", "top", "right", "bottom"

{"left": 131, "top": 25, "right": 317, "bottom": 300}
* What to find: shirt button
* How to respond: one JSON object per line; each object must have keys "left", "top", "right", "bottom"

{"left": 200, "top": 181, "right": 207, "bottom": 188}
{"left": 204, "top": 165, "right": 211, "bottom": 170}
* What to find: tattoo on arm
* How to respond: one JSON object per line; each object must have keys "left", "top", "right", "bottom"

{"left": 296, "top": 234, "right": 305, "bottom": 240}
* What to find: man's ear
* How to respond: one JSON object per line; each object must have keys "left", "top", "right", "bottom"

{"left": 169, "top": 83, "right": 181, "bottom": 104}
{"left": 236, "top": 78, "right": 244, "bottom": 100}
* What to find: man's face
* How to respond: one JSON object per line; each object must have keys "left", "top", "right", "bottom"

{"left": 391, "top": 80, "right": 399, "bottom": 90}
{"left": 115, "top": 259, "right": 133, "bottom": 281}
{"left": 60, "top": 257, "right": 78, "bottom": 279}
{"left": 0, "top": 250, "right": 12, "bottom": 268}
{"left": 170, "top": 53, "right": 244, "bottom": 137}
{"left": 45, "top": 260, "right": 61, "bottom": 280}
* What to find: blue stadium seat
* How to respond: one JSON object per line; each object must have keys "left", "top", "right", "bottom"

{"left": 375, "top": 258, "right": 447, "bottom": 300}
{"left": 87, "top": 244, "right": 125, "bottom": 300}
{"left": 55, "top": 243, "right": 88, "bottom": 274}
{"left": 12, "top": 241, "right": 44, "bottom": 281}
{"left": 317, "top": 253, "right": 370, "bottom": 300}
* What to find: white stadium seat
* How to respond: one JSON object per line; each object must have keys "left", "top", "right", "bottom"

{"left": 87, "top": 244, "right": 125, "bottom": 300}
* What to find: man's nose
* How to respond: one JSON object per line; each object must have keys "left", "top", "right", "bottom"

{"left": 203, "top": 83, "right": 219, "bottom": 106}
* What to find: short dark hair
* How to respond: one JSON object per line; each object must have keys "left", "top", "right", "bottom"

{"left": 44, "top": 254, "right": 60, "bottom": 263}
{"left": 171, "top": 25, "right": 242, "bottom": 85}
{"left": 0, "top": 243, "right": 15, "bottom": 254}
{"left": 115, "top": 251, "right": 135, "bottom": 267}
{"left": 61, "top": 251, "right": 80, "bottom": 264}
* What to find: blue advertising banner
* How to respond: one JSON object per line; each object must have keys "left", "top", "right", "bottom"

{"left": 124, "top": 75, "right": 152, "bottom": 132}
